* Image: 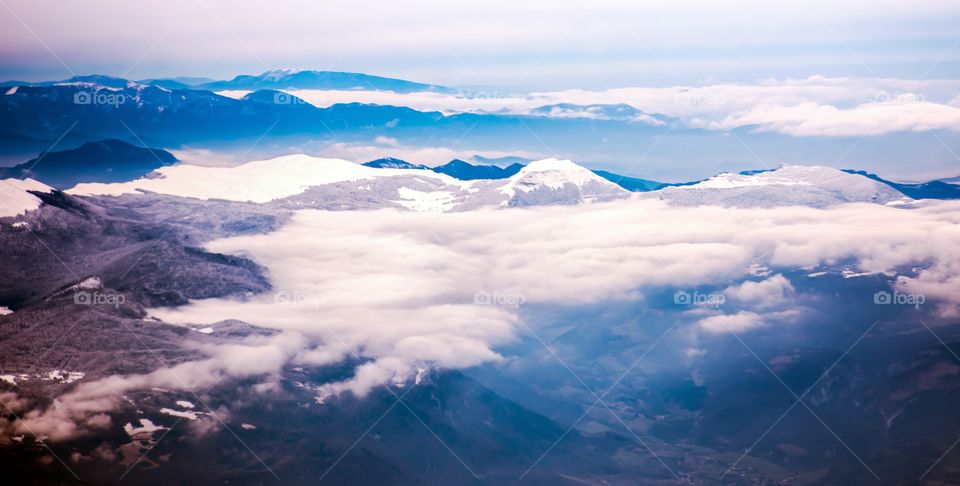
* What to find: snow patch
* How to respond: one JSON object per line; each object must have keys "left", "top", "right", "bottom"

{"left": 0, "top": 178, "right": 53, "bottom": 218}
{"left": 160, "top": 408, "right": 200, "bottom": 420}
{"left": 70, "top": 277, "right": 102, "bottom": 290}
{"left": 124, "top": 419, "right": 166, "bottom": 437}
{"left": 45, "top": 370, "right": 85, "bottom": 384}
{"left": 394, "top": 187, "right": 457, "bottom": 212}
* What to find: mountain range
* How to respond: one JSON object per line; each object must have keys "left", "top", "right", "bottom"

{"left": 8, "top": 151, "right": 957, "bottom": 217}
{"left": 4, "top": 140, "right": 960, "bottom": 206}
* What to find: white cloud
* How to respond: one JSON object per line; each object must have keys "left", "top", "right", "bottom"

{"left": 699, "top": 311, "right": 764, "bottom": 334}
{"left": 703, "top": 101, "right": 960, "bottom": 136}
{"left": 725, "top": 274, "right": 795, "bottom": 307}
{"left": 270, "top": 77, "right": 960, "bottom": 137}
{"left": 373, "top": 136, "right": 400, "bottom": 146}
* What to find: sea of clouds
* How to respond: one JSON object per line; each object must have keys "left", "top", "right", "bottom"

{"left": 8, "top": 196, "right": 960, "bottom": 440}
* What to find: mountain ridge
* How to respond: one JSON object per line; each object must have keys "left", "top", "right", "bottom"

{"left": 0, "top": 139, "right": 177, "bottom": 189}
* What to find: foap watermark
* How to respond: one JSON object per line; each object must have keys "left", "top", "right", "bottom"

{"left": 673, "top": 91, "right": 725, "bottom": 107}
{"left": 74, "top": 291, "right": 125, "bottom": 308}
{"left": 870, "top": 91, "right": 925, "bottom": 104}
{"left": 674, "top": 290, "right": 725, "bottom": 308}
{"left": 873, "top": 290, "right": 925, "bottom": 308}
{"left": 73, "top": 90, "right": 126, "bottom": 107}
{"left": 274, "top": 291, "right": 324, "bottom": 307}
{"left": 473, "top": 291, "right": 526, "bottom": 307}
{"left": 273, "top": 91, "right": 308, "bottom": 105}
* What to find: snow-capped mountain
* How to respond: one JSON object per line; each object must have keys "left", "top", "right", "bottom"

{"left": 66, "top": 156, "right": 629, "bottom": 211}
{"left": 65, "top": 157, "right": 922, "bottom": 211}
{"left": 647, "top": 165, "right": 911, "bottom": 208}
{"left": 0, "top": 178, "right": 53, "bottom": 217}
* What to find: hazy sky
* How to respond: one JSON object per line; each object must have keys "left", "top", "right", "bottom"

{"left": 1, "top": 0, "right": 958, "bottom": 88}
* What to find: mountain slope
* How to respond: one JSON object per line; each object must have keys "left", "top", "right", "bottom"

{"left": 0, "top": 140, "right": 177, "bottom": 189}
{"left": 592, "top": 169, "right": 665, "bottom": 191}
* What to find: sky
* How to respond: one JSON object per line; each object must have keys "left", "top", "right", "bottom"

{"left": 1, "top": 0, "right": 958, "bottom": 89}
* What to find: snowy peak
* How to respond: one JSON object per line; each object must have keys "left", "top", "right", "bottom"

{"left": 259, "top": 68, "right": 304, "bottom": 81}
{"left": 651, "top": 165, "right": 910, "bottom": 208}
{"left": 0, "top": 178, "right": 54, "bottom": 218}
{"left": 509, "top": 158, "right": 609, "bottom": 189}
{"left": 493, "top": 158, "right": 629, "bottom": 206}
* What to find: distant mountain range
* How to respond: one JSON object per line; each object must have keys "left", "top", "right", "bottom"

{"left": 2, "top": 69, "right": 453, "bottom": 94}
{"left": 432, "top": 159, "right": 525, "bottom": 180}
{"left": 194, "top": 68, "right": 455, "bottom": 93}
{"left": 843, "top": 169, "right": 960, "bottom": 200}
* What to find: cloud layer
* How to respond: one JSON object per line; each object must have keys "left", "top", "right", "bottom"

{"left": 236, "top": 77, "right": 960, "bottom": 137}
